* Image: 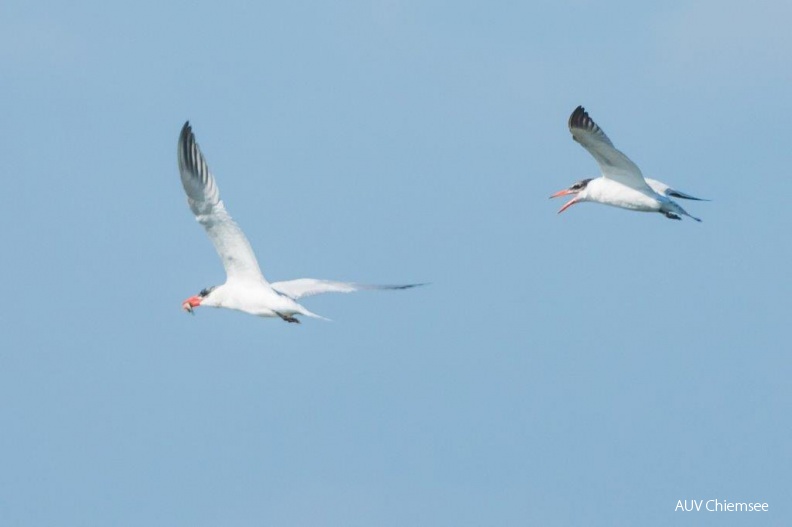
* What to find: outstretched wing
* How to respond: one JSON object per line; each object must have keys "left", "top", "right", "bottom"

{"left": 568, "top": 106, "right": 653, "bottom": 193}
{"left": 177, "top": 122, "right": 267, "bottom": 283}
{"left": 271, "top": 279, "right": 425, "bottom": 300}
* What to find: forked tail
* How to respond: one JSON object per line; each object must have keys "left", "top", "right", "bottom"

{"left": 665, "top": 202, "right": 702, "bottom": 223}
{"left": 298, "top": 305, "right": 331, "bottom": 322}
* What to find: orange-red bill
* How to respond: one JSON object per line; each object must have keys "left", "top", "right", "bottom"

{"left": 549, "top": 188, "right": 575, "bottom": 199}
{"left": 182, "top": 295, "right": 201, "bottom": 314}
{"left": 557, "top": 197, "right": 580, "bottom": 214}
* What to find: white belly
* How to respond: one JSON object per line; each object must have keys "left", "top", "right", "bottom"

{"left": 586, "top": 178, "right": 662, "bottom": 212}
{"left": 211, "top": 281, "right": 305, "bottom": 317}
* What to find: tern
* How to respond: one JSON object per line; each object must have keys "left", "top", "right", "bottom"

{"left": 551, "top": 106, "right": 706, "bottom": 221}
{"left": 177, "top": 122, "right": 421, "bottom": 323}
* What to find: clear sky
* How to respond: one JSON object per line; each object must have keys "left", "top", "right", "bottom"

{"left": 1, "top": 0, "right": 790, "bottom": 525}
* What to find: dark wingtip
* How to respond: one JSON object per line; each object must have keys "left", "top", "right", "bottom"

{"left": 390, "top": 283, "right": 429, "bottom": 290}
{"left": 568, "top": 105, "right": 587, "bottom": 128}
{"left": 178, "top": 121, "right": 194, "bottom": 167}
{"left": 569, "top": 105, "right": 599, "bottom": 132}
{"left": 179, "top": 121, "right": 194, "bottom": 152}
{"left": 667, "top": 190, "right": 711, "bottom": 202}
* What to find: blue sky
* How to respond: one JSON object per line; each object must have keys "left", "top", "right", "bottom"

{"left": 1, "top": 0, "right": 790, "bottom": 525}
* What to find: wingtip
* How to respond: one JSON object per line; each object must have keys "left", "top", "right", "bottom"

{"left": 667, "top": 190, "right": 711, "bottom": 202}
{"left": 568, "top": 105, "right": 590, "bottom": 130}
{"left": 394, "top": 282, "right": 429, "bottom": 290}
{"left": 179, "top": 122, "right": 194, "bottom": 152}
{"left": 365, "top": 282, "right": 429, "bottom": 292}
{"left": 178, "top": 121, "right": 194, "bottom": 163}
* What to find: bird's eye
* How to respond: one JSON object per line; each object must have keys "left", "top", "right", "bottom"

{"left": 199, "top": 288, "right": 210, "bottom": 297}
{"left": 572, "top": 179, "right": 591, "bottom": 190}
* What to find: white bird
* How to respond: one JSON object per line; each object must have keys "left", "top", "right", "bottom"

{"left": 177, "top": 122, "right": 421, "bottom": 323}
{"left": 550, "top": 106, "right": 707, "bottom": 221}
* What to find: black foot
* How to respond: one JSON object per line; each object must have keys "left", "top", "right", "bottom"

{"left": 664, "top": 212, "right": 682, "bottom": 220}
{"left": 276, "top": 312, "right": 301, "bottom": 324}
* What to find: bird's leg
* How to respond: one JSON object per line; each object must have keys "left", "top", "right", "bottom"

{"left": 276, "top": 312, "right": 301, "bottom": 324}
{"left": 664, "top": 212, "right": 682, "bottom": 220}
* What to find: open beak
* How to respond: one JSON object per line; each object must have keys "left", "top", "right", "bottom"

{"left": 556, "top": 197, "right": 580, "bottom": 214}
{"left": 182, "top": 295, "right": 201, "bottom": 315}
{"left": 549, "top": 188, "right": 580, "bottom": 214}
{"left": 549, "top": 188, "right": 575, "bottom": 199}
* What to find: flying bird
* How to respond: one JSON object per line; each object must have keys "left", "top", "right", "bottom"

{"left": 551, "top": 106, "right": 706, "bottom": 221}
{"left": 177, "top": 122, "right": 421, "bottom": 323}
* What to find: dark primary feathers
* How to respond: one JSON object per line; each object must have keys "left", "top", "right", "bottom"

{"left": 666, "top": 189, "right": 709, "bottom": 201}
{"left": 568, "top": 106, "right": 614, "bottom": 147}
{"left": 178, "top": 121, "right": 221, "bottom": 215}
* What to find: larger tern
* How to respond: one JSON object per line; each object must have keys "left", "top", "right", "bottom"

{"left": 551, "top": 106, "right": 706, "bottom": 221}
{"left": 177, "top": 122, "right": 421, "bottom": 323}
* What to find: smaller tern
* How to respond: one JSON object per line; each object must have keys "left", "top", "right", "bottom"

{"left": 551, "top": 106, "right": 707, "bottom": 221}
{"left": 177, "top": 122, "right": 422, "bottom": 323}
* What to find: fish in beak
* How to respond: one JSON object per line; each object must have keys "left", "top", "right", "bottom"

{"left": 182, "top": 295, "right": 201, "bottom": 314}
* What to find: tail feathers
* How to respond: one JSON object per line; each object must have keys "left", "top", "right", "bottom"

{"left": 678, "top": 208, "right": 702, "bottom": 222}
{"left": 298, "top": 306, "right": 331, "bottom": 322}
{"left": 678, "top": 204, "right": 702, "bottom": 222}
{"left": 665, "top": 204, "right": 702, "bottom": 222}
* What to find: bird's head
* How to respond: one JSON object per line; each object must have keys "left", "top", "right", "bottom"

{"left": 182, "top": 286, "right": 217, "bottom": 314}
{"left": 549, "top": 178, "right": 592, "bottom": 214}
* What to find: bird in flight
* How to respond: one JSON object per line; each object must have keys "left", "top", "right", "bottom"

{"left": 177, "top": 122, "right": 421, "bottom": 323}
{"left": 551, "top": 106, "right": 707, "bottom": 221}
